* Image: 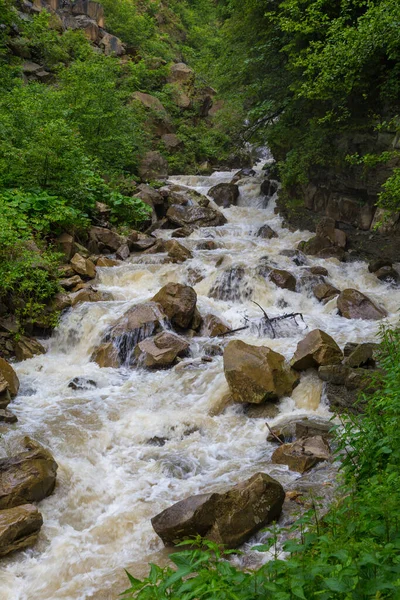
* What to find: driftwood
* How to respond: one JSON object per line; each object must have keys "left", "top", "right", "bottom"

{"left": 220, "top": 302, "right": 305, "bottom": 339}
{"left": 265, "top": 422, "right": 284, "bottom": 445}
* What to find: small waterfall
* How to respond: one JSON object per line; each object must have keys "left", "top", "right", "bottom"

{"left": 1, "top": 161, "right": 399, "bottom": 600}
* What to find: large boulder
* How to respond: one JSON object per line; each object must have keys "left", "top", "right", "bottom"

{"left": 134, "top": 331, "right": 189, "bottom": 368}
{"left": 200, "top": 314, "right": 230, "bottom": 337}
{"left": 70, "top": 253, "right": 96, "bottom": 279}
{"left": 89, "top": 227, "right": 124, "bottom": 253}
{"left": 151, "top": 472, "right": 285, "bottom": 549}
{"left": 291, "top": 330, "right": 343, "bottom": 370}
{"left": 224, "top": 340, "right": 299, "bottom": 404}
{"left": 152, "top": 283, "right": 197, "bottom": 329}
{"left": 0, "top": 358, "right": 19, "bottom": 400}
{"left": 337, "top": 289, "right": 387, "bottom": 320}
{"left": 163, "top": 240, "right": 192, "bottom": 263}
{"left": 105, "top": 302, "right": 165, "bottom": 363}
{"left": 167, "top": 204, "right": 227, "bottom": 228}
{"left": 91, "top": 342, "right": 120, "bottom": 368}
{"left": 167, "top": 63, "right": 195, "bottom": 86}
{"left": 0, "top": 438, "right": 58, "bottom": 510}
{"left": 257, "top": 225, "right": 278, "bottom": 239}
{"left": 269, "top": 269, "right": 296, "bottom": 292}
{"left": 0, "top": 504, "right": 43, "bottom": 558}
{"left": 272, "top": 436, "right": 331, "bottom": 473}
{"left": 131, "top": 92, "right": 166, "bottom": 113}
{"left": 208, "top": 183, "right": 239, "bottom": 208}
{"left": 14, "top": 336, "right": 46, "bottom": 362}
{"left": 99, "top": 32, "right": 125, "bottom": 56}
{"left": 313, "top": 282, "right": 340, "bottom": 303}
{"left": 139, "top": 151, "right": 168, "bottom": 181}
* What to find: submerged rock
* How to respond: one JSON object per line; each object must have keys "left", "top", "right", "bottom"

{"left": 0, "top": 504, "right": 43, "bottom": 557}
{"left": 134, "top": 331, "right": 189, "bottom": 368}
{"left": 152, "top": 283, "right": 197, "bottom": 330}
{"left": 151, "top": 472, "right": 285, "bottom": 548}
{"left": 91, "top": 342, "right": 120, "bottom": 368}
{"left": 209, "top": 266, "right": 252, "bottom": 302}
{"left": 291, "top": 330, "right": 343, "bottom": 370}
{"left": 272, "top": 436, "right": 331, "bottom": 473}
{"left": 224, "top": 340, "right": 299, "bottom": 404}
{"left": 257, "top": 224, "right": 278, "bottom": 239}
{"left": 337, "top": 289, "right": 387, "bottom": 320}
{"left": 0, "top": 438, "right": 58, "bottom": 510}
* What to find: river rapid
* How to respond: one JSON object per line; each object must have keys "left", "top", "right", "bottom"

{"left": 1, "top": 164, "right": 399, "bottom": 600}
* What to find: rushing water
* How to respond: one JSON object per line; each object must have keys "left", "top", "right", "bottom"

{"left": 1, "top": 164, "right": 399, "bottom": 600}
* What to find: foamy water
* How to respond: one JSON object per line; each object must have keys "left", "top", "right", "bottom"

{"left": 0, "top": 164, "right": 398, "bottom": 599}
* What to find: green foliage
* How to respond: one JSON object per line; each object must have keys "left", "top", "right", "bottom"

{"left": 122, "top": 326, "right": 400, "bottom": 599}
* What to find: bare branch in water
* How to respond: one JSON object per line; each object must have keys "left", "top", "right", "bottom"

{"left": 220, "top": 302, "right": 306, "bottom": 339}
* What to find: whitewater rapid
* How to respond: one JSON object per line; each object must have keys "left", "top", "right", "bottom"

{"left": 1, "top": 165, "right": 399, "bottom": 599}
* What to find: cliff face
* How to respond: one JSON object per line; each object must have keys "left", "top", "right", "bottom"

{"left": 284, "top": 129, "right": 400, "bottom": 234}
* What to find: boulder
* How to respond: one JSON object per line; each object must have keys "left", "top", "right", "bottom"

{"left": 139, "top": 151, "right": 168, "bottom": 181}
{"left": 57, "top": 233, "right": 75, "bottom": 260}
{"left": 89, "top": 227, "right": 124, "bottom": 252}
{"left": 99, "top": 32, "right": 125, "bottom": 56}
{"left": 69, "top": 288, "right": 106, "bottom": 307}
{"left": 316, "top": 246, "right": 346, "bottom": 261}
{"left": 337, "top": 289, "right": 387, "bottom": 320}
{"left": 116, "top": 243, "right": 130, "bottom": 261}
{"left": 68, "top": 377, "right": 96, "bottom": 391}
{"left": 269, "top": 269, "right": 296, "bottom": 292}
{"left": 368, "top": 258, "right": 392, "bottom": 273}
{"left": 164, "top": 240, "right": 192, "bottom": 263}
{"left": 71, "top": 0, "right": 104, "bottom": 26}
{"left": 171, "top": 226, "right": 194, "bottom": 238}
{"left": 152, "top": 283, "right": 197, "bottom": 330}
{"left": 196, "top": 240, "right": 219, "bottom": 250}
{"left": 167, "top": 204, "right": 227, "bottom": 228}
{"left": 260, "top": 179, "right": 279, "bottom": 197}
{"left": 224, "top": 340, "right": 299, "bottom": 404}
{"left": 49, "top": 292, "right": 72, "bottom": 313}
{"left": 343, "top": 343, "right": 378, "bottom": 368}
{"left": 375, "top": 266, "right": 400, "bottom": 283}
{"left": 279, "top": 249, "right": 308, "bottom": 266}
{"left": 167, "top": 62, "right": 195, "bottom": 86}
{"left": 257, "top": 225, "right": 278, "bottom": 239}
{"left": 313, "top": 282, "right": 340, "bottom": 303}
{"left": 209, "top": 266, "right": 252, "bottom": 301}
{"left": 0, "top": 504, "right": 43, "bottom": 557}
{"left": 151, "top": 472, "right": 285, "bottom": 549}
{"left": 60, "top": 275, "right": 83, "bottom": 290}
{"left": 0, "top": 438, "right": 58, "bottom": 509}
{"left": 310, "top": 266, "right": 328, "bottom": 276}
{"left": 0, "top": 358, "right": 19, "bottom": 399}
{"left": 271, "top": 436, "right": 331, "bottom": 473}
{"left": 96, "top": 257, "right": 120, "bottom": 267}
{"left": 14, "top": 337, "right": 46, "bottom": 362}
{"left": 244, "top": 403, "right": 280, "bottom": 419}
{"left": 131, "top": 92, "right": 166, "bottom": 113}
{"left": 291, "top": 330, "right": 343, "bottom": 370}
{"left": 91, "top": 342, "right": 120, "bottom": 368}
{"left": 302, "top": 236, "right": 332, "bottom": 255}
{"left": 134, "top": 331, "right": 189, "bottom": 368}
{"left": 208, "top": 183, "right": 239, "bottom": 208}
{"left": 200, "top": 314, "right": 230, "bottom": 337}
{"left": 106, "top": 302, "right": 165, "bottom": 363}
{"left": 73, "top": 15, "right": 99, "bottom": 41}
{"left": 162, "top": 133, "right": 182, "bottom": 149}
{"left": 0, "top": 409, "right": 18, "bottom": 424}
{"left": 318, "top": 364, "right": 370, "bottom": 390}
{"left": 70, "top": 253, "right": 96, "bottom": 279}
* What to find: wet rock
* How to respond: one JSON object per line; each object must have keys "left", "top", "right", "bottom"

{"left": 337, "top": 289, "right": 387, "bottom": 320}
{"left": 128, "top": 235, "right": 156, "bottom": 252}
{"left": 230, "top": 168, "right": 256, "bottom": 184}
{"left": 139, "top": 151, "right": 168, "bottom": 181}
{"left": 89, "top": 227, "right": 124, "bottom": 252}
{"left": 316, "top": 218, "right": 347, "bottom": 248}
{"left": 318, "top": 364, "right": 371, "bottom": 391}
{"left": 257, "top": 225, "right": 278, "bottom": 239}
{"left": 316, "top": 246, "right": 346, "bottom": 261}
{"left": 0, "top": 504, "right": 43, "bottom": 557}
{"left": 134, "top": 331, "right": 189, "bottom": 368}
{"left": 279, "top": 249, "right": 308, "bottom": 266}
{"left": 209, "top": 266, "right": 252, "bottom": 301}
{"left": 244, "top": 403, "right": 280, "bottom": 419}
{"left": 324, "top": 382, "right": 364, "bottom": 414}
{"left": 313, "top": 282, "right": 340, "bottom": 303}
{"left": 70, "top": 253, "right": 96, "bottom": 279}
{"left": 91, "top": 342, "right": 120, "bottom": 368}
{"left": 269, "top": 269, "right": 296, "bottom": 292}
{"left": 49, "top": 292, "right": 72, "bottom": 313}
{"left": 310, "top": 266, "right": 329, "bottom": 276}
{"left": 343, "top": 342, "right": 378, "bottom": 368}
{"left": 302, "top": 236, "right": 332, "bottom": 255}
{"left": 291, "top": 329, "right": 343, "bottom": 370}
{"left": 260, "top": 179, "right": 279, "bottom": 197}
{"left": 60, "top": 275, "right": 83, "bottom": 291}
{"left": 68, "top": 377, "right": 97, "bottom": 391}
{"left": 203, "top": 343, "right": 223, "bottom": 357}
{"left": 196, "top": 240, "right": 219, "bottom": 250}
{"left": 200, "top": 314, "right": 230, "bottom": 337}
{"left": 147, "top": 436, "right": 168, "bottom": 447}
{"left": 152, "top": 283, "right": 197, "bottom": 330}
{"left": 14, "top": 337, "right": 46, "bottom": 362}
{"left": 116, "top": 243, "right": 130, "bottom": 261}
{"left": 96, "top": 257, "right": 120, "bottom": 267}
{"left": 272, "top": 436, "right": 331, "bottom": 473}
{"left": 295, "top": 419, "right": 333, "bottom": 440}
{"left": 0, "top": 358, "right": 19, "bottom": 399}
{"left": 163, "top": 240, "right": 192, "bottom": 263}
{"left": 151, "top": 472, "right": 285, "bottom": 549}
{"left": 69, "top": 288, "right": 106, "bottom": 307}
{"left": 0, "top": 409, "right": 18, "bottom": 424}
{"left": 368, "top": 258, "right": 392, "bottom": 273}
{"left": 106, "top": 302, "right": 165, "bottom": 364}
{"left": 0, "top": 438, "right": 58, "bottom": 509}
{"left": 171, "top": 226, "right": 194, "bottom": 238}
{"left": 208, "top": 183, "right": 239, "bottom": 208}
{"left": 167, "top": 204, "right": 227, "bottom": 228}
{"left": 375, "top": 266, "right": 400, "bottom": 283}
{"left": 224, "top": 340, "right": 299, "bottom": 404}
